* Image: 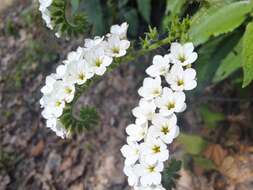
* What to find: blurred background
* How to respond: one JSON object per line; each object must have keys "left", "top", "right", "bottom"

{"left": 1, "top": 0, "right": 253, "bottom": 190}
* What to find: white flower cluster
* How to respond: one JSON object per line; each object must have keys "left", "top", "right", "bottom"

{"left": 39, "top": 0, "right": 53, "bottom": 30}
{"left": 40, "top": 23, "right": 130, "bottom": 138}
{"left": 121, "top": 42, "right": 198, "bottom": 190}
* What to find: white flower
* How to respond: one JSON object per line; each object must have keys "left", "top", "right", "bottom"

{"left": 84, "top": 36, "right": 104, "bottom": 49}
{"left": 132, "top": 99, "right": 156, "bottom": 121}
{"left": 121, "top": 142, "right": 140, "bottom": 166}
{"left": 155, "top": 87, "right": 186, "bottom": 116}
{"left": 39, "top": 0, "right": 52, "bottom": 8}
{"left": 166, "top": 64, "right": 197, "bottom": 91}
{"left": 169, "top": 42, "right": 198, "bottom": 66}
{"left": 41, "top": 96, "right": 65, "bottom": 119}
{"left": 40, "top": 23, "right": 130, "bottom": 139}
{"left": 134, "top": 185, "right": 166, "bottom": 190}
{"left": 141, "top": 138, "right": 169, "bottom": 164}
{"left": 56, "top": 64, "right": 67, "bottom": 79}
{"left": 138, "top": 77, "right": 162, "bottom": 100}
{"left": 110, "top": 22, "right": 129, "bottom": 39}
{"left": 106, "top": 35, "right": 130, "bottom": 57}
{"left": 85, "top": 47, "right": 113, "bottom": 75}
{"left": 126, "top": 119, "right": 148, "bottom": 142}
{"left": 64, "top": 59, "right": 94, "bottom": 85}
{"left": 149, "top": 114, "right": 178, "bottom": 144}
{"left": 61, "top": 82, "right": 75, "bottom": 103}
{"left": 41, "top": 75, "right": 57, "bottom": 95}
{"left": 46, "top": 119, "right": 69, "bottom": 139}
{"left": 135, "top": 161, "right": 164, "bottom": 186}
{"left": 146, "top": 55, "right": 170, "bottom": 77}
{"left": 124, "top": 165, "right": 140, "bottom": 186}
{"left": 39, "top": 0, "right": 53, "bottom": 29}
{"left": 63, "top": 47, "right": 85, "bottom": 65}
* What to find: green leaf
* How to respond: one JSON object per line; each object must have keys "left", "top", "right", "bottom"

{"left": 124, "top": 8, "right": 139, "bottom": 36}
{"left": 178, "top": 133, "right": 208, "bottom": 155}
{"left": 81, "top": 0, "right": 105, "bottom": 35}
{"left": 51, "top": 0, "right": 89, "bottom": 37}
{"left": 195, "top": 32, "right": 241, "bottom": 91}
{"left": 199, "top": 105, "right": 225, "bottom": 129}
{"left": 162, "top": 0, "right": 187, "bottom": 31}
{"left": 213, "top": 39, "right": 242, "bottom": 83}
{"left": 189, "top": 1, "right": 253, "bottom": 45}
{"left": 137, "top": 0, "right": 151, "bottom": 23}
{"left": 60, "top": 106, "right": 99, "bottom": 134}
{"left": 193, "top": 156, "right": 216, "bottom": 170}
{"left": 242, "top": 22, "right": 253, "bottom": 87}
{"left": 71, "top": 0, "right": 80, "bottom": 14}
{"left": 162, "top": 159, "right": 182, "bottom": 190}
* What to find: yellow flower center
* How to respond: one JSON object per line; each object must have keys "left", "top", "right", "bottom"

{"left": 167, "top": 102, "right": 175, "bottom": 110}
{"left": 161, "top": 125, "right": 170, "bottom": 135}
{"left": 65, "top": 87, "right": 72, "bottom": 94}
{"left": 95, "top": 58, "right": 102, "bottom": 67}
{"left": 147, "top": 165, "right": 156, "bottom": 173}
{"left": 152, "top": 88, "right": 161, "bottom": 96}
{"left": 112, "top": 47, "right": 120, "bottom": 54}
{"left": 178, "top": 54, "right": 186, "bottom": 62}
{"left": 55, "top": 100, "right": 62, "bottom": 107}
{"left": 152, "top": 145, "right": 161, "bottom": 153}
{"left": 78, "top": 73, "right": 85, "bottom": 80}
{"left": 177, "top": 79, "right": 184, "bottom": 86}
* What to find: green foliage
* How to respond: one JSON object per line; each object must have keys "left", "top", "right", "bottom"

{"left": 140, "top": 26, "right": 159, "bottom": 49}
{"left": 60, "top": 106, "right": 99, "bottom": 135}
{"left": 137, "top": 0, "right": 151, "bottom": 23}
{"left": 178, "top": 133, "right": 208, "bottom": 155}
{"left": 195, "top": 32, "right": 241, "bottom": 91}
{"left": 213, "top": 39, "right": 242, "bottom": 83}
{"left": 162, "top": 159, "right": 182, "bottom": 190}
{"left": 80, "top": 0, "right": 105, "bottom": 35}
{"left": 71, "top": 0, "right": 80, "bottom": 13}
{"left": 193, "top": 156, "right": 216, "bottom": 170}
{"left": 199, "top": 104, "right": 225, "bottom": 129}
{"left": 162, "top": 0, "right": 187, "bottom": 31}
{"left": 124, "top": 8, "right": 139, "bottom": 36}
{"left": 50, "top": 0, "right": 89, "bottom": 37}
{"left": 242, "top": 22, "right": 253, "bottom": 87}
{"left": 189, "top": 1, "right": 253, "bottom": 45}
{"left": 167, "top": 16, "right": 191, "bottom": 43}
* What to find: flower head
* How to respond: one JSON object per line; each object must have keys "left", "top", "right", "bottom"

{"left": 138, "top": 77, "right": 162, "bottom": 100}
{"left": 155, "top": 87, "right": 186, "bottom": 116}
{"left": 149, "top": 114, "right": 178, "bottom": 144}
{"left": 169, "top": 42, "right": 198, "bottom": 66}
{"left": 110, "top": 22, "right": 129, "bottom": 39}
{"left": 121, "top": 142, "right": 141, "bottom": 166}
{"left": 141, "top": 138, "right": 169, "bottom": 164}
{"left": 132, "top": 99, "right": 156, "bottom": 121}
{"left": 85, "top": 47, "right": 113, "bottom": 75}
{"left": 166, "top": 64, "right": 197, "bottom": 91}
{"left": 146, "top": 55, "right": 170, "bottom": 77}
{"left": 126, "top": 119, "right": 148, "bottom": 142}
{"left": 135, "top": 161, "right": 164, "bottom": 186}
{"left": 106, "top": 35, "right": 130, "bottom": 57}
{"left": 124, "top": 165, "right": 141, "bottom": 186}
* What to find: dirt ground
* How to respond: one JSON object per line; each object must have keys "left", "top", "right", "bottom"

{"left": 1, "top": 1, "right": 253, "bottom": 190}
